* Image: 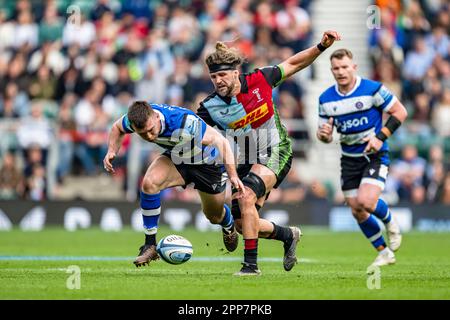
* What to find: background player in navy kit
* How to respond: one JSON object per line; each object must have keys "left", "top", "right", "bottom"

{"left": 103, "top": 101, "right": 245, "bottom": 267}
{"left": 317, "top": 49, "right": 408, "bottom": 267}
{"left": 198, "top": 30, "right": 341, "bottom": 275}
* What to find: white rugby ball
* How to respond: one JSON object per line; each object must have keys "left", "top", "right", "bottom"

{"left": 156, "top": 235, "right": 193, "bottom": 265}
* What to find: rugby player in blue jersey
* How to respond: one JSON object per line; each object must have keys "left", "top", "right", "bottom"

{"left": 103, "top": 101, "right": 245, "bottom": 267}
{"left": 317, "top": 49, "right": 407, "bottom": 267}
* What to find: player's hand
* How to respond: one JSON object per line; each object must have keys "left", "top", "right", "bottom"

{"left": 317, "top": 118, "right": 334, "bottom": 142}
{"left": 103, "top": 151, "right": 116, "bottom": 173}
{"left": 363, "top": 135, "right": 383, "bottom": 153}
{"left": 230, "top": 176, "right": 246, "bottom": 199}
{"left": 321, "top": 30, "right": 341, "bottom": 48}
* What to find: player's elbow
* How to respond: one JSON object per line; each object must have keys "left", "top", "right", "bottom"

{"left": 392, "top": 102, "right": 408, "bottom": 122}
{"left": 400, "top": 105, "right": 408, "bottom": 121}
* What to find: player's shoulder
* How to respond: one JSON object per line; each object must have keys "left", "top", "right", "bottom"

{"left": 153, "top": 104, "right": 200, "bottom": 129}
{"left": 200, "top": 92, "right": 219, "bottom": 106}
{"left": 358, "top": 78, "right": 383, "bottom": 95}
{"left": 242, "top": 67, "right": 271, "bottom": 83}
{"left": 153, "top": 103, "right": 194, "bottom": 116}
{"left": 319, "top": 85, "right": 338, "bottom": 103}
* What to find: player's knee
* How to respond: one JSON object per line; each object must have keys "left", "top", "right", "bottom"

{"left": 203, "top": 211, "right": 223, "bottom": 224}
{"left": 356, "top": 195, "right": 377, "bottom": 212}
{"left": 241, "top": 172, "right": 266, "bottom": 199}
{"left": 239, "top": 191, "right": 257, "bottom": 209}
{"left": 349, "top": 202, "right": 365, "bottom": 219}
{"left": 352, "top": 209, "right": 370, "bottom": 223}
{"left": 141, "top": 177, "right": 163, "bottom": 195}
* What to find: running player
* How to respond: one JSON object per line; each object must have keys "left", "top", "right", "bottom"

{"left": 198, "top": 31, "right": 341, "bottom": 275}
{"left": 103, "top": 101, "right": 245, "bottom": 267}
{"left": 316, "top": 49, "right": 406, "bottom": 267}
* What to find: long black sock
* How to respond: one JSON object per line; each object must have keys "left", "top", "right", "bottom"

{"left": 145, "top": 234, "right": 156, "bottom": 246}
{"left": 269, "top": 223, "right": 293, "bottom": 242}
{"left": 244, "top": 239, "right": 258, "bottom": 266}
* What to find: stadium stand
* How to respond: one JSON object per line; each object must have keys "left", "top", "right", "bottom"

{"left": 0, "top": 0, "right": 448, "bottom": 205}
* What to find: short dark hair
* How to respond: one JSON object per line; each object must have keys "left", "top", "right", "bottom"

{"left": 330, "top": 48, "right": 353, "bottom": 61}
{"left": 127, "top": 101, "right": 154, "bottom": 130}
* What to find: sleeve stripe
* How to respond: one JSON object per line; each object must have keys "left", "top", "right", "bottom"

{"left": 274, "top": 64, "right": 285, "bottom": 87}
{"left": 382, "top": 96, "right": 397, "bottom": 112}
{"left": 199, "top": 120, "right": 207, "bottom": 140}
{"left": 121, "top": 115, "right": 134, "bottom": 133}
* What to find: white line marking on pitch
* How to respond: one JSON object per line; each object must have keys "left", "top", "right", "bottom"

{"left": 0, "top": 255, "right": 318, "bottom": 263}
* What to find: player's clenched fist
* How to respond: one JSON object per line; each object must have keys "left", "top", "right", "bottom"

{"left": 317, "top": 118, "right": 334, "bottom": 143}
{"left": 320, "top": 30, "right": 341, "bottom": 48}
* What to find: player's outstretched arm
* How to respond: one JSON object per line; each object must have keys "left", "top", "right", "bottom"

{"left": 279, "top": 30, "right": 341, "bottom": 79}
{"left": 201, "top": 125, "right": 245, "bottom": 197}
{"left": 103, "top": 119, "right": 126, "bottom": 173}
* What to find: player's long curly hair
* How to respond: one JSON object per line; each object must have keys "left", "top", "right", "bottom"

{"left": 205, "top": 42, "right": 245, "bottom": 68}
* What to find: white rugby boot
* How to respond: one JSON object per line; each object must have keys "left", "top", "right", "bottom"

{"left": 371, "top": 247, "right": 396, "bottom": 267}
{"left": 386, "top": 218, "right": 402, "bottom": 252}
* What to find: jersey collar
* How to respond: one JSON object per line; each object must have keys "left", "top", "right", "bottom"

{"left": 154, "top": 109, "right": 165, "bottom": 134}
{"left": 335, "top": 76, "right": 361, "bottom": 97}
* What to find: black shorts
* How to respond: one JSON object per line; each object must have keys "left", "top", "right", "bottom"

{"left": 341, "top": 152, "right": 390, "bottom": 197}
{"left": 162, "top": 152, "right": 226, "bottom": 194}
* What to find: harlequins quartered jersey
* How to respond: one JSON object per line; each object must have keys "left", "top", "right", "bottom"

{"left": 318, "top": 76, "right": 397, "bottom": 157}
{"left": 197, "top": 66, "right": 291, "bottom": 164}
{"left": 121, "top": 103, "right": 218, "bottom": 164}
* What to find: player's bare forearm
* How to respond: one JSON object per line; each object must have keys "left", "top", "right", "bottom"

{"left": 218, "top": 140, "right": 245, "bottom": 197}
{"left": 279, "top": 30, "right": 341, "bottom": 79}
{"left": 372, "top": 101, "right": 409, "bottom": 148}
{"left": 107, "top": 121, "right": 125, "bottom": 155}
{"left": 201, "top": 126, "right": 245, "bottom": 195}
{"left": 221, "top": 142, "right": 239, "bottom": 180}
{"left": 204, "top": 127, "right": 238, "bottom": 178}
{"left": 279, "top": 45, "right": 322, "bottom": 78}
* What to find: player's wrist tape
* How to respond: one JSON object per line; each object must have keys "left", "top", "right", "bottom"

{"left": 375, "top": 115, "right": 402, "bottom": 142}
{"left": 317, "top": 42, "right": 327, "bottom": 52}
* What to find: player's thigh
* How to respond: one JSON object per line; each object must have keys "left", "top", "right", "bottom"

{"left": 358, "top": 153, "right": 388, "bottom": 208}
{"left": 198, "top": 190, "right": 226, "bottom": 216}
{"left": 340, "top": 156, "right": 365, "bottom": 198}
{"left": 142, "top": 155, "right": 185, "bottom": 190}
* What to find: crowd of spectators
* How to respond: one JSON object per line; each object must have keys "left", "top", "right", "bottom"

{"left": 0, "top": 0, "right": 448, "bottom": 206}
{"left": 369, "top": 0, "right": 450, "bottom": 205}
{"left": 0, "top": 0, "right": 312, "bottom": 201}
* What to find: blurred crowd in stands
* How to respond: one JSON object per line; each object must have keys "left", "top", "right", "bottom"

{"left": 0, "top": 0, "right": 448, "bottom": 205}
{"left": 367, "top": 0, "right": 450, "bottom": 205}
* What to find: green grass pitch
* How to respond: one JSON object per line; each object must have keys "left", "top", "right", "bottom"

{"left": 0, "top": 227, "right": 449, "bottom": 300}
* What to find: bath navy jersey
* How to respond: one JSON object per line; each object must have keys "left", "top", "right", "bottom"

{"left": 318, "top": 76, "right": 397, "bottom": 157}
{"left": 121, "top": 104, "right": 218, "bottom": 164}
